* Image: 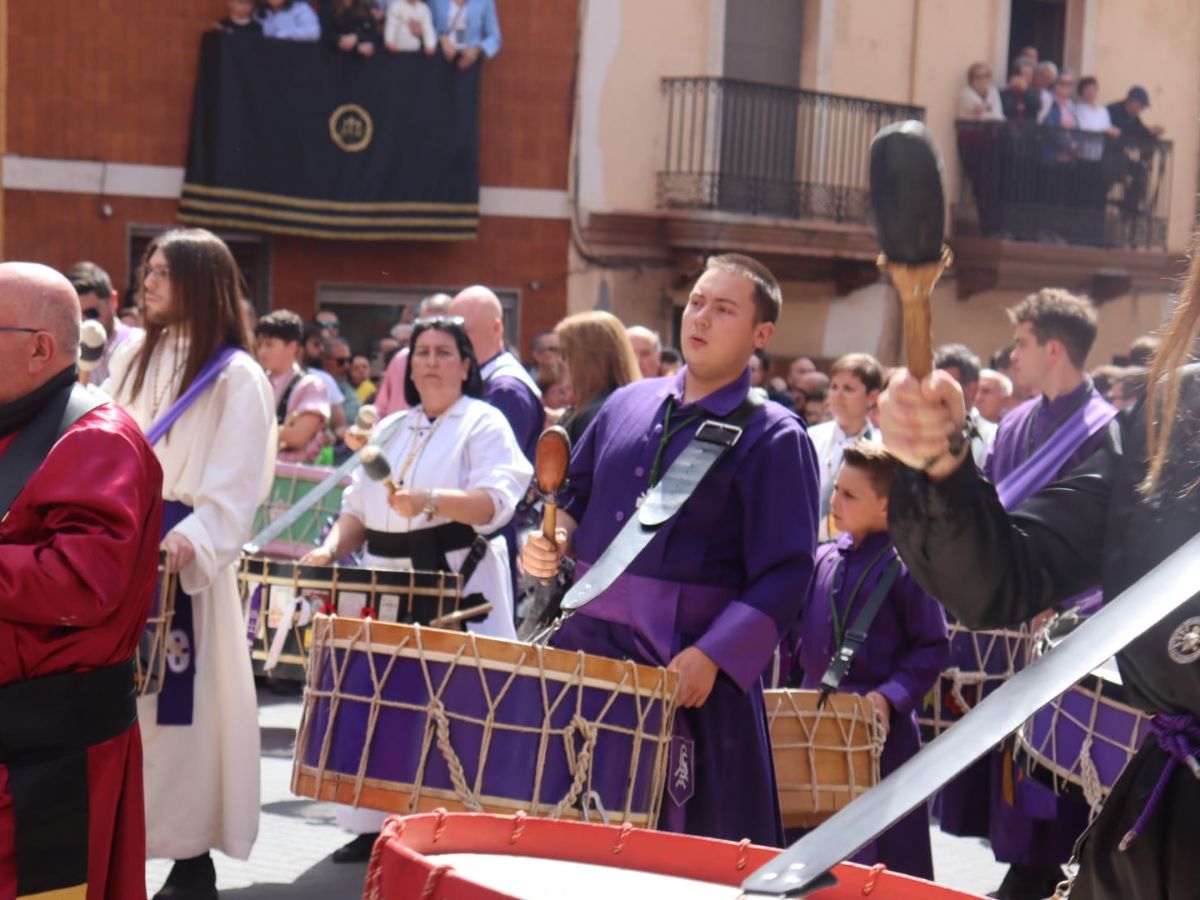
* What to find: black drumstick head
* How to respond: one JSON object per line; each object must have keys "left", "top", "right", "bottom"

{"left": 869, "top": 120, "right": 946, "bottom": 265}
{"left": 359, "top": 444, "right": 393, "bottom": 483}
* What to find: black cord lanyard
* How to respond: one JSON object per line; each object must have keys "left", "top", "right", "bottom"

{"left": 646, "top": 397, "right": 704, "bottom": 488}
{"left": 829, "top": 540, "right": 896, "bottom": 649}
{"left": 1023, "top": 381, "right": 1093, "bottom": 459}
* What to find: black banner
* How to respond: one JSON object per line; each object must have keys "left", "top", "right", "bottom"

{"left": 179, "top": 31, "right": 480, "bottom": 241}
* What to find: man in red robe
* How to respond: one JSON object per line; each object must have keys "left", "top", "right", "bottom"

{"left": 0, "top": 263, "right": 163, "bottom": 900}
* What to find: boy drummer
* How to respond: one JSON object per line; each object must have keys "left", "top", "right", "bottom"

{"left": 523, "top": 254, "right": 819, "bottom": 845}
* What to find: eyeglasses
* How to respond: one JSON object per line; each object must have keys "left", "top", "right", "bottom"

{"left": 0, "top": 326, "right": 42, "bottom": 334}
{"left": 414, "top": 315, "right": 466, "bottom": 327}
{"left": 142, "top": 265, "right": 170, "bottom": 282}
{"left": 332, "top": 356, "right": 351, "bottom": 366}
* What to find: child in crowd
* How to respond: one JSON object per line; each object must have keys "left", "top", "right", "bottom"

{"left": 257, "top": 0, "right": 321, "bottom": 41}
{"left": 325, "top": 0, "right": 381, "bottom": 56}
{"left": 788, "top": 442, "right": 949, "bottom": 880}
{"left": 219, "top": 0, "right": 262, "bottom": 33}
{"left": 385, "top": 0, "right": 437, "bottom": 54}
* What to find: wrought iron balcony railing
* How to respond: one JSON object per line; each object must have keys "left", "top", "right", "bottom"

{"left": 658, "top": 77, "right": 924, "bottom": 224}
{"left": 955, "top": 120, "right": 1172, "bottom": 251}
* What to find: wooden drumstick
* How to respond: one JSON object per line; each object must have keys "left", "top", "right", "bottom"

{"left": 869, "top": 120, "right": 952, "bottom": 379}
{"left": 534, "top": 426, "right": 571, "bottom": 559}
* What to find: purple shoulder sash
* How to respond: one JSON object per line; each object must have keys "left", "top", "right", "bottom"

{"left": 146, "top": 345, "right": 247, "bottom": 446}
{"left": 995, "top": 394, "right": 1117, "bottom": 510}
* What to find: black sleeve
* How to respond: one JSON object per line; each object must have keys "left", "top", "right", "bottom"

{"left": 888, "top": 438, "right": 1115, "bottom": 629}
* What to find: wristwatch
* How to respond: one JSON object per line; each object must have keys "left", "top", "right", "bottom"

{"left": 947, "top": 419, "right": 979, "bottom": 458}
{"left": 422, "top": 489, "right": 439, "bottom": 521}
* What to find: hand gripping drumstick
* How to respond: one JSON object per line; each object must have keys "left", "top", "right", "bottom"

{"left": 869, "top": 120, "right": 953, "bottom": 378}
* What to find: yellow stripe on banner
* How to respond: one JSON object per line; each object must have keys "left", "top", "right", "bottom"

{"left": 18, "top": 884, "right": 88, "bottom": 900}
{"left": 181, "top": 182, "right": 478, "bottom": 214}
{"left": 176, "top": 212, "right": 477, "bottom": 242}
{"left": 179, "top": 196, "right": 478, "bottom": 229}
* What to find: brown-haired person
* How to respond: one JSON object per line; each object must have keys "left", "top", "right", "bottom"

{"left": 323, "top": 0, "right": 381, "bottom": 56}
{"left": 876, "top": 270, "right": 1200, "bottom": 897}
{"left": 104, "top": 229, "right": 276, "bottom": 899}
{"left": 523, "top": 253, "right": 819, "bottom": 845}
{"left": 0, "top": 264, "right": 163, "bottom": 900}
{"left": 808, "top": 352, "right": 884, "bottom": 541}
{"left": 554, "top": 310, "right": 641, "bottom": 445}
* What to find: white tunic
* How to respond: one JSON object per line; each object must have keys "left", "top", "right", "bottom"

{"left": 335, "top": 394, "right": 532, "bottom": 835}
{"left": 103, "top": 331, "right": 276, "bottom": 860}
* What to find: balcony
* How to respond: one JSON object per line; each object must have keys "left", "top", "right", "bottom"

{"left": 658, "top": 77, "right": 924, "bottom": 224}
{"left": 954, "top": 120, "right": 1172, "bottom": 251}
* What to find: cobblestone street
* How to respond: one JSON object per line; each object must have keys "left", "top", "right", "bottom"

{"left": 145, "top": 685, "right": 1010, "bottom": 898}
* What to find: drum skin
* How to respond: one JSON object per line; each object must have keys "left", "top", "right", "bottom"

{"left": 869, "top": 121, "right": 945, "bottom": 264}
{"left": 364, "top": 811, "right": 986, "bottom": 899}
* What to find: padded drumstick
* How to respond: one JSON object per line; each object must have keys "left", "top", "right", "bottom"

{"left": 869, "top": 121, "right": 952, "bottom": 379}
{"left": 78, "top": 319, "right": 107, "bottom": 383}
{"left": 535, "top": 427, "right": 571, "bottom": 544}
{"left": 359, "top": 444, "right": 395, "bottom": 492}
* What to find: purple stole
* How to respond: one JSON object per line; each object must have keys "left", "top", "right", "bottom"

{"left": 148, "top": 345, "right": 247, "bottom": 725}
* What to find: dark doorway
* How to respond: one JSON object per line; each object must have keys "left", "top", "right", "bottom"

{"left": 1008, "top": 0, "right": 1067, "bottom": 67}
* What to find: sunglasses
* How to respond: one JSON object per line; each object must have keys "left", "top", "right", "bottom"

{"left": 332, "top": 356, "right": 351, "bottom": 366}
{"left": 82, "top": 308, "right": 102, "bottom": 320}
{"left": 414, "top": 315, "right": 466, "bottom": 327}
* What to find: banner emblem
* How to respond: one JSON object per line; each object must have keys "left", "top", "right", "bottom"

{"left": 329, "top": 103, "right": 374, "bottom": 153}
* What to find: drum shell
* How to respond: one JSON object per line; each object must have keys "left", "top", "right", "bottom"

{"left": 765, "top": 689, "right": 884, "bottom": 828}
{"left": 919, "top": 623, "right": 1030, "bottom": 738}
{"left": 294, "top": 617, "right": 679, "bottom": 828}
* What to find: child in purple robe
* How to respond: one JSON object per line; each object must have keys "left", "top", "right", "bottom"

{"left": 790, "top": 442, "right": 949, "bottom": 880}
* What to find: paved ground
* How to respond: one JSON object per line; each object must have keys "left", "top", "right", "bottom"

{"left": 146, "top": 684, "right": 1011, "bottom": 898}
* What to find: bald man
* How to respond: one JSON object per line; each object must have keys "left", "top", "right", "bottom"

{"left": 449, "top": 285, "right": 542, "bottom": 462}
{"left": 0, "top": 263, "right": 163, "bottom": 900}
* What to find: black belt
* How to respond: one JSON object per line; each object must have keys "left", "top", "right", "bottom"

{"left": 0, "top": 659, "right": 138, "bottom": 898}
{"left": 367, "top": 522, "right": 491, "bottom": 585}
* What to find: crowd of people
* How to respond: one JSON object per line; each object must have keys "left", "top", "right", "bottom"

{"left": 215, "top": 0, "right": 500, "bottom": 64}
{"left": 956, "top": 45, "right": 1164, "bottom": 245}
{"left": 4, "top": 223, "right": 1190, "bottom": 900}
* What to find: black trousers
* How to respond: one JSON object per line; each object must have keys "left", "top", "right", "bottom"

{"left": 1073, "top": 737, "right": 1198, "bottom": 898}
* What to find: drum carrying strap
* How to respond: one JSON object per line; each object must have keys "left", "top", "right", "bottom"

{"left": 818, "top": 556, "right": 903, "bottom": 707}
{"left": 560, "top": 392, "right": 763, "bottom": 615}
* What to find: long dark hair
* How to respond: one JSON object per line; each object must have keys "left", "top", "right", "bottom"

{"left": 121, "top": 228, "right": 252, "bottom": 404}
{"left": 403, "top": 317, "right": 484, "bottom": 407}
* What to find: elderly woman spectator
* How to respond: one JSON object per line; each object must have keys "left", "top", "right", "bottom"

{"left": 1033, "top": 60, "right": 1059, "bottom": 123}
{"left": 555, "top": 311, "right": 641, "bottom": 446}
{"left": 257, "top": 0, "right": 321, "bottom": 40}
{"left": 957, "top": 62, "right": 1004, "bottom": 121}
{"left": 958, "top": 62, "right": 1005, "bottom": 234}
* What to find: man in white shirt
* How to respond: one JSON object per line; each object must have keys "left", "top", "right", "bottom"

{"left": 1034, "top": 61, "right": 1058, "bottom": 123}
{"left": 934, "top": 343, "right": 998, "bottom": 469}
{"left": 807, "top": 353, "right": 884, "bottom": 540}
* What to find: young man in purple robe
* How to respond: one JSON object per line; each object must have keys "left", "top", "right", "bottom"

{"left": 790, "top": 442, "right": 948, "bottom": 879}
{"left": 942, "top": 288, "right": 1116, "bottom": 900}
{"left": 523, "top": 254, "right": 819, "bottom": 846}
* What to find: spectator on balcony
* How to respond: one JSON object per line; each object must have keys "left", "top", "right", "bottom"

{"left": 257, "top": 0, "right": 321, "bottom": 40}
{"left": 1107, "top": 86, "right": 1165, "bottom": 140}
{"left": 957, "top": 63, "right": 1004, "bottom": 121}
{"left": 1042, "top": 70, "right": 1079, "bottom": 158}
{"left": 385, "top": 0, "right": 437, "bottom": 53}
{"left": 1075, "top": 77, "right": 1118, "bottom": 154}
{"left": 432, "top": 0, "right": 501, "bottom": 69}
{"left": 999, "top": 59, "right": 1040, "bottom": 122}
{"left": 1033, "top": 61, "right": 1058, "bottom": 124}
{"left": 323, "top": 0, "right": 381, "bottom": 56}
{"left": 1018, "top": 45, "right": 1038, "bottom": 64}
{"left": 218, "top": 0, "right": 263, "bottom": 33}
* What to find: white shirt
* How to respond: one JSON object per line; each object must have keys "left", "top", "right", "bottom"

{"left": 969, "top": 407, "right": 998, "bottom": 470}
{"left": 385, "top": 0, "right": 436, "bottom": 51}
{"left": 1074, "top": 102, "right": 1112, "bottom": 161}
{"left": 807, "top": 419, "right": 881, "bottom": 542}
{"left": 342, "top": 395, "right": 533, "bottom": 638}
{"left": 309, "top": 366, "right": 345, "bottom": 405}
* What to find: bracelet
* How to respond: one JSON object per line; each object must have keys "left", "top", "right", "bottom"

{"left": 422, "top": 488, "right": 439, "bottom": 522}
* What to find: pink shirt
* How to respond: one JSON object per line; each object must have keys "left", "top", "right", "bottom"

{"left": 374, "top": 347, "right": 411, "bottom": 417}
{"left": 270, "top": 366, "right": 331, "bottom": 462}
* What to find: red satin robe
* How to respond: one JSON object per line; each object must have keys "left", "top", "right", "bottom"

{"left": 0, "top": 404, "right": 163, "bottom": 900}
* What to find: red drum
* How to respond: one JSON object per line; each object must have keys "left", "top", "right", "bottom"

{"left": 363, "top": 810, "right": 987, "bottom": 899}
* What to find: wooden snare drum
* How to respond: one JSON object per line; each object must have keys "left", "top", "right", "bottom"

{"left": 363, "top": 811, "right": 987, "bottom": 899}
{"left": 239, "top": 557, "right": 483, "bottom": 679}
{"left": 136, "top": 554, "right": 178, "bottom": 697}
{"left": 764, "top": 689, "right": 885, "bottom": 828}
{"left": 293, "top": 616, "right": 679, "bottom": 828}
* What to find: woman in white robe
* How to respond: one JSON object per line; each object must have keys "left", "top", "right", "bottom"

{"left": 102, "top": 228, "right": 276, "bottom": 897}
{"left": 301, "top": 317, "right": 532, "bottom": 859}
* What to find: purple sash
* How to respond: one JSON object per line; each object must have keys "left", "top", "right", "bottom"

{"left": 995, "top": 398, "right": 1117, "bottom": 510}
{"left": 147, "top": 345, "right": 246, "bottom": 725}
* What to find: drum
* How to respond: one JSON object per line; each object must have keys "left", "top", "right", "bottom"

{"left": 919, "top": 621, "right": 1031, "bottom": 737}
{"left": 363, "top": 810, "right": 987, "bottom": 899}
{"left": 1015, "top": 618, "right": 1151, "bottom": 810}
{"left": 239, "top": 556, "right": 482, "bottom": 679}
{"left": 136, "top": 555, "right": 178, "bottom": 697}
{"left": 293, "top": 616, "right": 679, "bottom": 828}
{"left": 250, "top": 462, "right": 349, "bottom": 558}
{"left": 764, "top": 689, "right": 884, "bottom": 828}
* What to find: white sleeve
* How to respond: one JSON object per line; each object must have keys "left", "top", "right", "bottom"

{"left": 422, "top": 6, "right": 437, "bottom": 49}
{"left": 173, "top": 363, "right": 279, "bottom": 595}
{"left": 341, "top": 465, "right": 368, "bottom": 525}
{"left": 384, "top": 3, "right": 401, "bottom": 45}
{"left": 462, "top": 408, "right": 534, "bottom": 534}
